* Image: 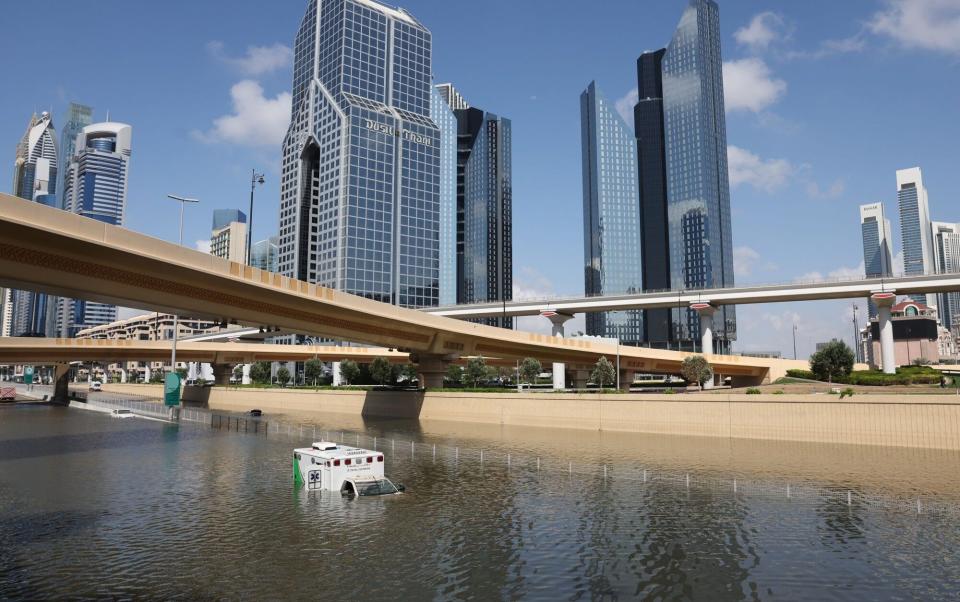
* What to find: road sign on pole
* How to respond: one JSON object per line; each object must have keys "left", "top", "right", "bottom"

{"left": 24, "top": 366, "right": 34, "bottom": 385}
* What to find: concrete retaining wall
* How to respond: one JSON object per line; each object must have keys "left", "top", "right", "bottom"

{"left": 100, "top": 384, "right": 960, "bottom": 450}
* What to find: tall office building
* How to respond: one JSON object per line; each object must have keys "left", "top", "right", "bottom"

{"left": 251, "top": 236, "right": 280, "bottom": 273}
{"left": 859, "top": 202, "right": 894, "bottom": 317}
{"left": 56, "top": 103, "right": 94, "bottom": 210}
{"left": 897, "top": 167, "right": 935, "bottom": 306}
{"left": 57, "top": 122, "right": 133, "bottom": 337}
{"left": 210, "top": 210, "right": 248, "bottom": 262}
{"left": 932, "top": 222, "right": 960, "bottom": 330}
{"left": 438, "top": 83, "right": 512, "bottom": 326}
{"left": 580, "top": 81, "right": 644, "bottom": 345}
{"left": 633, "top": 0, "right": 736, "bottom": 352}
{"left": 431, "top": 85, "right": 458, "bottom": 307}
{"left": 0, "top": 289, "right": 12, "bottom": 337}
{"left": 278, "top": 0, "right": 440, "bottom": 309}
{"left": 10, "top": 112, "right": 58, "bottom": 336}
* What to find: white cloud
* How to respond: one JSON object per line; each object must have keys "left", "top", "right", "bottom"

{"left": 733, "top": 246, "right": 778, "bottom": 279}
{"left": 117, "top": 307, "right": 143, "bottom": 320}
{"left": 208, "top": 41, "right": 293, "bottom": 75}
{"left": 614, "top": 88, "right": 638, "bottom": 124}
{"left": 806, "top": 179, "right": 846, "bottom": 199}
{"left": 195, "top": 239, "right": 211, "bottom": 253}
{"left": 869, "top": 0, "right": 960, "bottom": 55}
{"left": 893, "top": 250, "right": 905, "bottom": 275}
{"left": 787, "top": 33, "right": 867, "bottom": 60}
{"left": 794, "top": 261, "right": 865, "bottom": 283}
{"left": 194, "top": 80, "right": 291, "bottom": 147}
{"left": 723, "top": 58, "right": 787, "bottom": 113}
{"left": 734, "top": 12, "right": 785, "bottom": 52}
{"left": 727, "top": 145, "right": 795, "bottom": 192}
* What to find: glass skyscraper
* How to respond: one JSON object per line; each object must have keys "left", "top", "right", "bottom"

{"left": 634, "top": 0, "right": 736, "bottom": 352}
{"left": 57, "top": 103, "right": 93, "bottom": 210}
{"left": 859, "top": 202, "right": 894, "bottom": 317}
{"left": 932, "top": 222, "right": 960, "bottom": 330}
{"left": 580, "top": 81, "right": 644, "bottom": 345}
{"left": 251, "top": 236, "right": 280, "bottom": 273}
{"left": 10, "top": 112, "right": 58, "bottom": 336}
{"left": 431, "top": 85, "right": 458, "bottom": 307}
{"left": 58, "top": 122, "right": 133, "bottom": 336}
{"left": 897, "top": 167, "right": 935, "bottom": 306}
{"left": 437, "top": 83, "right": 512, "bottom": 327}
{"left": 279, "top": 0, "right": 440, "bottom": 308}
{"left": 213, "top": 209, "right": 247, "bottom": 231}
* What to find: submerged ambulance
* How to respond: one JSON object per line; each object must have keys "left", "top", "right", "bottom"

{"left": 293, "top": 441, "right": 404, "bottom": 496}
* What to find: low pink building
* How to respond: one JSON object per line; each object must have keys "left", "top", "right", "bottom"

{"left": 869, "top": 301, "right": 941, "bottom": 367}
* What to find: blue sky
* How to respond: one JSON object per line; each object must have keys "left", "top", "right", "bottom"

{"left": 2, "top": 0, "right": 959, "bottom": 358}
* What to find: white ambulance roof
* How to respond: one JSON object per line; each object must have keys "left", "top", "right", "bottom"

{"left": 295, "top": 443, "right": 381, "bottom": 460}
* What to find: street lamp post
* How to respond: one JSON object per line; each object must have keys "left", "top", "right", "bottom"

{"left": 852, "top": 303, "right": 861, "bottom": 363}
{"left": 246, "top": 170, "right": 265, "bottom": 266}
{"left": 792, "top": 323, "right": 798, "bottom": 360}
{"left": 166, "top": 194, "right": 199, "bottom": 381}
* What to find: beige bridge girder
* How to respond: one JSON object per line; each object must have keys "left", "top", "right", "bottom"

{"left": 0, "top": 193, "right": 809, "bottom": 385}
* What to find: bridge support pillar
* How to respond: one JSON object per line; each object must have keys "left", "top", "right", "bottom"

{"left": 573, "top": 370, "right": 590, "bottom": 390}
{"left": 211, "top": 363, "right": 232, "bottom": 386}
{"left": 619, "top": 370, "right": 635, "bottom": 392}
{"left": 242, "top": 363, "right": 251, "bottom": 385}
{"left": 332, "top": 362, "right": 342, "bottom": 387}
{"left": 542, "top": 311, "right": 575, "bottom": 390}
{"left": 411, "top": 354, "right": 453, "bottom": 390}
{"left": 52, "top": 362, "right": 70, "bottom": 404}
{"left": 143, "top": 365, "right": 151, "bottom": 383}
{"left": 119, "top": 368, "right": 127, "bottom": 384}
{"left": 691, "top": 302, "right": 716, "bottom": 355}
{"left": 872, "top": 292, "right": 897, "bottom": 375}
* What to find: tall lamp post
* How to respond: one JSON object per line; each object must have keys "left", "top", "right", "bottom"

{"left": 166, "top": 194, "right": 199, "bottom": 380}
{"left": 246, "top": 170, "right": 265, "bottom": 265}
{"left": 792, "top": 323, "right": 799, "bottom": 360}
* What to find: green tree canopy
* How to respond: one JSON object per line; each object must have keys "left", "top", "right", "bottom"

{"left": 249, "top": 361, "right": 272, "bottom": 385}
{"left": 810, "top": 340, "right": 855, "bottom": 383}
{"left": 464, "top": 356, "right": 487, "bottom": 387}
{"left": 591, "top": 356, "right": 616, "bottom": 388}
{"left": 304, "top": 358, "right": 324, "bottom": 386}
{"left": 520, "top": 357, "right": 542, "bottom": 385}
{"left": 680, "top": 355, "right": 714, "bottom": 389}
{"left": 339, "top": 360, "right": 360, "bottom": 385}
{"left": 276, "top": 366, "right": 291, "bottom": 387}
{"left": 395, "top": 364, "right": 418, "bottom": 385}
{"left": 445, "top": 364, "right": 463, "bottom": 386}
{"left": 370, "top": 357, "right": 393, "bottom": 386}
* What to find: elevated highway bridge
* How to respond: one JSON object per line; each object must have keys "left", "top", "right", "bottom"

{"left": 0, "top": 193, "right": 808, "bottom": 400}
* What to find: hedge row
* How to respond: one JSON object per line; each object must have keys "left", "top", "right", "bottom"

{"left": 785, "top": 367, "right": 942, "bottom": 386}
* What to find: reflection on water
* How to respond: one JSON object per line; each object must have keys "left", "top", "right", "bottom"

{"left": 2, "top": 404, "right": 959, "bottom": 600}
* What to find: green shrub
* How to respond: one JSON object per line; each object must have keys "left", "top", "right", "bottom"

{"left": 839, "top": 387, "right": 855, "bottom": 399}
{"left": 746, "top": 387, "right": 762, "bottom": 394}
{"left": 664, "top": 388, "right": 676, "bottom": 395}
{"left": 772, "top": 390, "right": 784, "bottom": 395}
{"left": 786, "top": 369, "right": 817, "bottom": 380}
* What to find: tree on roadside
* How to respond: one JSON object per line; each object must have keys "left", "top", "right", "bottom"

{"left": 232, "top": 365, "right": 243, "bottom": 382}
{"left": 276, "top": 366, "right": 291, "bottom": 387}
{"left": 175, "top": 368, "right": 188, "bottom": 381}
{"left": 520, "top": 357, "right": 542, "bottom": 386}
{"left": 370, "top": 357, "right": 393, "bottom": 386}
{"left": 445, "top": 365, "right": 463, "bottom": 386}
{"left": 339, "top": 360, "right": 360, "bottom": 385}
{"left": 809, "top": 340, "right": 854, "bottom": 383}
{"left": 149, "top": 370, "right": 164, "bottom": 384}
{"left": 680, "top": 355, "right": 714, "bottom": 390}
{"left": 395, "top": 364, "right": 418, "bottom": 385}
{"left": 591, "top": 356, "right": 616, "bottom": 388}
{"left": 464, "top": 356, "right": 487, "bottom": 387}
{"left": 304, "top": 358, "right": 324, "bottom": 387}
{"left": 249, "top": 361, "right": 272, "bottom": 385}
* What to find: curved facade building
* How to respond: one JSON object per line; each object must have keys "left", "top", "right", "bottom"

{"left": 58, "top": 122, "right": 132, "bottom": 336}
{"left": 10, "top": 112, "right": 58, "bottom": 336}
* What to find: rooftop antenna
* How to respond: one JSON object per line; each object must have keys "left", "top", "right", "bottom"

{"left": 106, "top": 109, "right": 110, "bottom": 122}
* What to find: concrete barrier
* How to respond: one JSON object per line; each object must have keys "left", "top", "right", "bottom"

{"left": 100, "top": 384, "right": 960, "bottom": 450}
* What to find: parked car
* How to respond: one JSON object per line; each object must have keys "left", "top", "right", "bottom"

{"left": 89, "top": 381, "right": 102, "bottom": 392}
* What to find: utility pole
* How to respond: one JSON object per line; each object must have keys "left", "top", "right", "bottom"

{"left": 793, "top": 323, "right": 798, "bottom": 360}
{"left": 166, "top": 194, "right": 199, "bottom": 388}
{"left": 246, "top": 170, "right": 265, "bottom": 265}
{"left": 852, "top": 303, "right": 861, "bottom": 363}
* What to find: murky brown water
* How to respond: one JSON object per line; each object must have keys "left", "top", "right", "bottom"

{"left": 2, "top": 402, "right": 960, "bottom": 600}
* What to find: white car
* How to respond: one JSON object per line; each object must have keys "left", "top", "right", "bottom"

{"left": 89, "top": 381, "right": 102, "bottom": 392}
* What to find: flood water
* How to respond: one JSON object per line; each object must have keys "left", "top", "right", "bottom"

{"left": 2, "top": 401, "right": 960, "bottom": 600}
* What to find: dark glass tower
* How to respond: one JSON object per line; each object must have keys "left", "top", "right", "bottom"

{"left": 440, "top": 85, "right": 513, "bottom": 328}
{"left": 633, "top": 0, "right": 736, "bottom": 352}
